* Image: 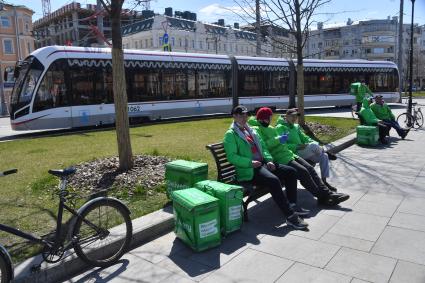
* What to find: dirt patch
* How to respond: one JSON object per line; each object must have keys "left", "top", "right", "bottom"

{"left": 67, "top": 155, "right": 172, "bottom": 197}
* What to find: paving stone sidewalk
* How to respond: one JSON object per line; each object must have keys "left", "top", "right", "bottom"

{"left": 67, "top": 128, "right": 425, "bottom": 283}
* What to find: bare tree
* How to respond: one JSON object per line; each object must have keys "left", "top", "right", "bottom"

{"left": 234, "top": 0, "right": 331, "bottom": 125}
{"left": 99, "top": 0, "right": 133, "bottom": 170}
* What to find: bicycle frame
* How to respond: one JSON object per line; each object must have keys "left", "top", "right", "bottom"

{"left": 0, "top": 178, "right": 107, "bottom": 255}
{"left": 0, "top": 244, "right": 14, "bottom": 281}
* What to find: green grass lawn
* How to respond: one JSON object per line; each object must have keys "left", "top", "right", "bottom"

{"left": 402, "top": 91, "right": 425, "bottom": 97}
{"left": 0, "top": 115, "right": 357, "bottom": 261}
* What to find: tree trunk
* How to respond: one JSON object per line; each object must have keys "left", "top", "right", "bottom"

{"left": 294, "top": 0, "right": 305, "bottom": 125}
{"left": 111, "top": 0, "right": 133, "bottom": 170}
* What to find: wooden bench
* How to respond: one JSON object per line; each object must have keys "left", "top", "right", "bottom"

{"left": 206, "top": 142, "right": 270, "bottom": 221}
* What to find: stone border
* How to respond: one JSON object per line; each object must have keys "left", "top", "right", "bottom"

{"left": 13, "top": 134, "right": 357, "bottom": 283}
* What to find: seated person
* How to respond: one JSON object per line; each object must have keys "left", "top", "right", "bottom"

{"left": 358, "top": 98, "right": 391, "bottom": 144}
{"left": 371, "top": 95, "right": 409, "bottom": 139}
{"left": 275, "top": 108, "right": 338, "bottom": 192}
{"left": 223, "top": 105, "right": 308, "bottom": 229}
{"left": 248, "top": 107, "right": 349, "bottom": 206}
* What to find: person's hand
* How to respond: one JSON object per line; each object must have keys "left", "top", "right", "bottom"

{"left": 279, "top": 134, "right": 289, "bottom": 143}
{"left": 266, "top": 162, "right": 276, "bottom": 171}
{"left": 297, "top": 144, "right": 307, "bottom": 150}
{"left": 252, "top": 160, "right": 262, "bottom": 168}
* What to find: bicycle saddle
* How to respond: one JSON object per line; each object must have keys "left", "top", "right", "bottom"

{"left": 48, "top": 167, "right": 76, "bottom": 177}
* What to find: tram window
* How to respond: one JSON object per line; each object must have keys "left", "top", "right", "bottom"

{"left": 318, "top": 73, "right": 333, "bottom": 94}
{"left": 240, "top": 71, "right": 262, "bottom": 96}
{"left": 162, "top": 71, "right": 175, "bottom": 100}
{"left": 270, "top": 71, "right": 289, "bottom": 95}
{"left": 175, "top": 72, "right": 187, "bottom": 98}
{"left": 209, "top": 71, "right": 227, "bottom": 97}
{"left": 70, "top": 67, "right": 105, "bottom": 105}
{"left": 130, "top": 72, "right": 147, "bottom": 102}
{"left": 369, "top": 72, "right": 392, "bottom": 92}
{"left": 304, "top": 73, "right": 320, "bottom": 95}
{"left": 104, "top": 69, "right": 114, "bottom": 103}
{"left": 33, "top": 60, "right": 68, "bottom": 112}
{"left": 187, "top": 70, "right": 196, "bottom": 97}
{"left": 198, "top": 71, "right": 210, "bottom": 98}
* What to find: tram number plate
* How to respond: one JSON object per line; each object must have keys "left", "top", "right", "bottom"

{"left": 128, "top": 105, "right": 142, "bottom": 113}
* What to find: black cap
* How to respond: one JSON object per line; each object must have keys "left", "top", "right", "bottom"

{"left": 375, "top": 94, "right": 383, "bottom": 98}
{"left": 232, "top": 105, "right": 248, "bottom": 115}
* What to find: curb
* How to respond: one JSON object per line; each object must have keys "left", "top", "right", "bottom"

{"left": 13, "top": 134, "right": 357, "bottom": 283}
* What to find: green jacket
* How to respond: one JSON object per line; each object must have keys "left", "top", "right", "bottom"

{"left": 370, "top": 102, "right": 395, "bottom": 121}
{"left": 275, "top": 116, "right": 318, "bottom": 154}
{"left": 350, "top": 82, "right": 373, "bottom": 103}
{"left": 359, "top": 99, "right": 379, "bottom": 125}
{"left": 247, "top": 117, "right": 296, "bottom": 165}
{"left": 223, "top": 122, "right": 273, "bottom": 182}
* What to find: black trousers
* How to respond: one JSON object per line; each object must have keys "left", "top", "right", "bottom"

{"left": 252, "top": 164, "right": 296, "bottom": 216}
{"left": 287, "top": 157, "right": 331, "bottom": 200}
{"left": 356, "top": 102, "right": 362, "bottom": 112}
{"left": 376, "top": 122, "right": 390, "bottom": 141}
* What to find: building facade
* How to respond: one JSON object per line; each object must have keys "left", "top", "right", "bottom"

{"left": 33, "top": 2, "right": 148, "bottom": 48}
{"left": 0, "top": 3, "right": 34, "bottom": 115}
{"left": 121, "top": 9, "right": 296, "bottom": 58}
{"left": 305, "top": 18, "right": 425, "bottom": 89}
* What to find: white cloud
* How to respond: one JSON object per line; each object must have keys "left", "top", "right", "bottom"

{"left": 198, "top": 3, "right": 247, "bottom": 23}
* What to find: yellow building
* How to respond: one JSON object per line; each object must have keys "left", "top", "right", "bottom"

{"left": 0, "top": 3, "right": 34, "bottom": 115}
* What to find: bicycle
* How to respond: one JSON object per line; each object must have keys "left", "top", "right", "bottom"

{"left": 0, "top": 167, "right": 132, "bottom": 283}
{"left": 397, "top": 102, "right": 424, "bottom": 129}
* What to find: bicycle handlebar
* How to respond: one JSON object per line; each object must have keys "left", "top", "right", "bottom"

{"left": 0, "top": 169, "right": 18, "bottom": 177}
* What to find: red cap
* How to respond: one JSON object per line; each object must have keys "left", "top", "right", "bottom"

{"left": 256, "top": 107, "right": 273, "bottom": 120}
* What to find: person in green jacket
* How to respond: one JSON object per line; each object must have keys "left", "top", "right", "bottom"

{"left": 370, "top": 95, "right": 409, "bottom": 139}
{"left": 223, "top": 105, "right": 308, "bottom": 229}
{"left": 276, "top": 108, "right": 340, "bottom": 193}
{"left": 350, "top": 80, "right": 373, "bottom": 112}
{"left": 249, "top": 107, "right": 349, "bottom": 207}
{"left": 358, "top": 98, "right": 391, "bottom": 144}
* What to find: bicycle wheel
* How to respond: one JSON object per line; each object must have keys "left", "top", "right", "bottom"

{"left": 397, "top": 113, "right": 414, "bottom": 129}
{"left": 73, "top": 198, "right": 132, "bottom": 267}
{"left": 414, "top": 110, "right": 424, "bottom": 128}
{"left": 0, "top": 254, "right": 12, "bottom": 283}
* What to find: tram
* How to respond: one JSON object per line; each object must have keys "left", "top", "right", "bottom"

{"left": 9, "top": 46, "right": 399, "bottom": 130}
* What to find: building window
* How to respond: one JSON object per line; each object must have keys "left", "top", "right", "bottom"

{"left": 199, "top": 41, "right": 203, "bottom": 49}
{"left": 27, "top": 42, "right": 31, "bottom": 54}
{"left": 150, "top": 38, "right": 153, "bottom": 47}
{"left": 145, "top": 39, "right": 148, "bottom": 48}
{"left": 3, "top": 39, "right": 14, "bottom": 54}
{"left": 1, "top": 16, "right": 10, "bottom": 27}
{"left": 25, "top": 20, "right": 30, "bottom": 33}
{"left": 135, "top": 41, "right": 138, "bottom": 49}
{"left": 179, "top": 38, "right": 182, "bottom": 47}
{"left": 171, "top": 37, "right": 175, "bottom": 46}
{"left": 192, "top": 40, "right": 195, "bottom": 48}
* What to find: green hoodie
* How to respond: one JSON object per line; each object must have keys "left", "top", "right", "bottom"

{"left": 359, "top": 98, "right": 379, "bottom": 125}
{"left": 223, "top": 122, "right": 273, "bottom": 182}
{"left": 247, "top": 117, "right": 296, "bottom": 165}
{"left": 275, "top": 116, "right": 318, "bottom": 154}
{"left": 370, "top": 102, "right": 395, "bottom": 121}
{"left": 350, "top": 82, "right": 373, "bottom": 103}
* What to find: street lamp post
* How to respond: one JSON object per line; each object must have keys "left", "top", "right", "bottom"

{"left": 408, "top": 0, "right": 415, "bottom": 115}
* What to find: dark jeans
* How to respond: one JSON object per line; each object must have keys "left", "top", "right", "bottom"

{"left": 252, "top": 164, "right": 295, "bottom": 216}
{"left": 376, "top": 122, "right": 390, "bottom": 141}
{"left": 287, "top": 157, "right": 331, "bottom": 199}
{"left": 382, "top": 119, "right": 405, "bottom": 137}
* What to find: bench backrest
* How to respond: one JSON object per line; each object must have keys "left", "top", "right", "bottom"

{"left": 206, "top": 142, "right": 236, "bottom": 184}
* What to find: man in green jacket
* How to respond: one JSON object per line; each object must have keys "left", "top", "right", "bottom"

{"left": 249, "top": 107, "right": 349, "bottom": 207}
{"left": 370, "top": 95, "right": 409, "bottom": 139}
{"left": 223, "top": 105, "right": 308, "bottom": 229}
{"left": 358, "top": 98, "right": 391, "bottom": 144}
{"left": 350, "top": 81, "right": 373, "bottom": 112}
{"left": 276, "top": 108, "right": 339, "bottom": 192}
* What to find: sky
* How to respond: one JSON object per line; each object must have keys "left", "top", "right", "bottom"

{"left": 6, "top": 0, "right": 425, "bottom": 27}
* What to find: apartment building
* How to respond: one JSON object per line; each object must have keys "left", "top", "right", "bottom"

{"left": 0, "top": 3, "right": 34, "bottom": 114}
{"left": 305, "top": 17, "right": 425, "bottom": 89}
{"left": 121, "top": 8, "right": 295, "bottom": 58}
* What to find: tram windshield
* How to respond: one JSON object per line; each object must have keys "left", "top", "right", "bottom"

{"left": 10, "top": 57, "right": 44, "bottom": 115}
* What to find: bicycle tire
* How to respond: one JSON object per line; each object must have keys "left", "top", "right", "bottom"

{"left": 414, "top": 110, "right": 424, "bottom": 128}
{"left": 397, "top": 113, "right": 414, "bottom": 129}
{"left": 0, "top": 254, "right": 12, "bottom": 283}
{"left": 72, "top": 198, "right": 132, "bottom": 267}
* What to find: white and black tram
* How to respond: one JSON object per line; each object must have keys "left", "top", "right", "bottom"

{"left": 9, "top": 46, "right": 399, "bottom": 130}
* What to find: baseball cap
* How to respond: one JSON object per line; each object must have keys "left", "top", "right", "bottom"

{"left": 231, "top": 105, "right": 248, "bottom": 115}
{"left": 374, "top": 94, "right": 383, "bottom": 99}
{"left": 286, "top": 108, "right": 299, "bottom": 116}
